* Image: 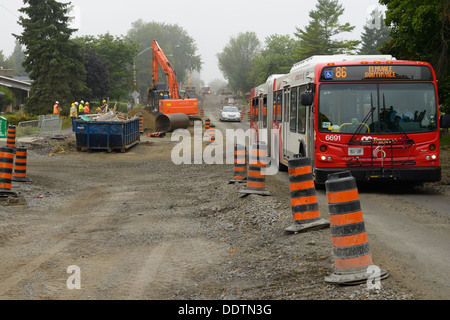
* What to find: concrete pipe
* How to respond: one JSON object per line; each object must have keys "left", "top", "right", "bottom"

{"left": 156, "top": 113, "right": 190, "bottom": 132}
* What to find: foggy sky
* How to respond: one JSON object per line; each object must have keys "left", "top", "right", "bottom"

{"left": 0, "top": 0, "right": 383, "bottom": 84}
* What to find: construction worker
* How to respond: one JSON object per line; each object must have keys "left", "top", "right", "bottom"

{"left": 78, "top": 101, "right": 84, "bottom": 116}
{"left": 70, "top": 103, "right": 77, "bottom": 118}
{"left": 84, "top": 102, "right": 90, "bottom": 114}
{"left": 96, "top": 107, "right": 101, "bottom": 114}
{"left": 100, "top": 100, "right": 108, "bottom": 112}
{"left": 53, "top": 101, "right": 61, "bottom": 115}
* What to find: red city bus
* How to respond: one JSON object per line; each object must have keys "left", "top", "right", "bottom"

{"left": 250, "top": 55, "right": 441, "bottom": 185}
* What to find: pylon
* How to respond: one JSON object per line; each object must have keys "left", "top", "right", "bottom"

{"left": 12, "top": 147, "right": 32, "bottom": 182}
{"left": 238, "top": 142, "right": 270, "bottom": 196}
{"left": 285, "top": 157, "right": 329, "bottom": 233}
{"left": 6, "top": 125, "right": 16, "bottom": 149}
{"left": 324, "top": 171, "right": 389, "bottom": 285}
{"left": 229, "top": 144, "right": 247, "bottom": 184}
{"left": 0, "top": 147, "right": 17, "bottom": 195}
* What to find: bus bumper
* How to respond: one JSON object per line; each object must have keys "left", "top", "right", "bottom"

{"left": 315, "top": 167, "right": 441, "bottom": 184}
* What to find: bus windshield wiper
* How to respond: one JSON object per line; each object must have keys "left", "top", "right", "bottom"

{"left": 348, "top": 93, "right": 375, "bottom": 144}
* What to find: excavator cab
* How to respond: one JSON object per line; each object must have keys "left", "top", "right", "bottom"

{"left": 148, "top": 82, "right": 169, "bottom": 114}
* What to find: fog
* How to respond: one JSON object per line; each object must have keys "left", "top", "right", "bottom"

{"left": 0, "top": 0, "right": 383, "bottom": 84}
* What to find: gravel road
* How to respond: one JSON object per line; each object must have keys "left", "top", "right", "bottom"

{"left": 0, "top": 94, "right": 448, "bottom": 301}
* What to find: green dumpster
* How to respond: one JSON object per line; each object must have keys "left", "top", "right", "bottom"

{"left": 0, "top": 116, "right": 7, "bottom": 139}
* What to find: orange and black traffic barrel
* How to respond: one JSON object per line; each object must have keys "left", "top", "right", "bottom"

{"left": 284, "top": 157, "right": 329, "bottom": 233}
{"left": 247, "top": 112, "right": 251, "bottom": 122}
{"left": 12, "top": 147, "right": 31, "bottom": 182}
{"left": 0, "top": 147, "right": 16, "bottom": 195}
{"left": 200, "top": 109, "right": 204, "bottom": 119}
{"left": 139, "top": 114, "right": 144, "bottom": 133}
{"left": 6, "top": 125, "right": 16, "bottom": 149}
{"left": 209, "top": 124, "right": 216, "bottom": 143}
{"left": 205, "top": 119, "right": 210, "bottom": 131}
{"left": 229, "top": 144, "right": 247, "bottom": 184}
{"left": 238, "top": 142, "right": 270, "bottom": 196}
{"left": 324, "top": 171, "right": 388, "bottom": 285}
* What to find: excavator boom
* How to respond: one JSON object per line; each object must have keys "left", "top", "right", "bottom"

{"left": 152, "top": 40, "right": 179, "bottom": 99}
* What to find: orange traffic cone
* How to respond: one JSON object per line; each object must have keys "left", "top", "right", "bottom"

{"left": 285, "top": 157, "right": 329, "bottom": 233}
{"left": 324, "top": 171, "right": 388, "bottom": 285}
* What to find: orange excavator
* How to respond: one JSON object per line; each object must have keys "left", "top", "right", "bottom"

{"left": 147, "top": 40, "right": 199, "bottom": 118}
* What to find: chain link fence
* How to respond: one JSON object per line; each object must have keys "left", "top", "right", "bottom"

{"left": 16, "top": 115, "right": 63, "bottom": 143}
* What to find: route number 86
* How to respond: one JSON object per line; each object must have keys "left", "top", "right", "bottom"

{"left": 336, "top": 67, "right": 347, "bottom": 78}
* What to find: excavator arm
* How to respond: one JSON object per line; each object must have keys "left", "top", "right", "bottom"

{"left": 152, "top": 40, "right": 180, "bottom": 99}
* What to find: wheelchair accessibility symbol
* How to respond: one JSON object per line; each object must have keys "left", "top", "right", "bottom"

{"left": 324, "top": 71, "right": 333, "bottom": 79}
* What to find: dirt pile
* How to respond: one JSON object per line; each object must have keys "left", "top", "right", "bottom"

{"left": 127, "top": 108, "right": 157, "bottom": 132}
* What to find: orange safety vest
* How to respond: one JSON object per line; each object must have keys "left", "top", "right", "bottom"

{"left": 84, "top": 105, "right": 89, "bottom": 114}
{"left": 53, "top": 104, "right": 60, "bottom": 114}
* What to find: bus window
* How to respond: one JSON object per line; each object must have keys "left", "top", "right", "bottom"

{"left": 284, "top": 91, "right": 290, "bottom": 123}
{"left": 297, "top": 86, "right": 306, "bottom": 133}
{"left": 252, "top": 98, "right": 259, "bottom": 122}
{"left": 379, "top": 83, "right": 437, "bottom": 133}
{"left": 319, "top": 84, "right": 377, "bottom": 133}
{"left": 290, "top": 87, "right": 298, "bottom": 132}
{"left": 273, "top": 91, "right": 282, "bottom": 123}
{"left": 277, "top": 91, "right": 282, "bottom": 122}
{"left": 262, "top": 96, "right": 267, "bottom": 128}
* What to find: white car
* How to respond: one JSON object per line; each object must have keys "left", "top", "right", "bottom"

{"left": 219, "top": 106, "right": 241, "bottom": 122}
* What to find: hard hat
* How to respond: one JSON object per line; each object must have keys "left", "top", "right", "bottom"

{"left": 75, "top": 102, "right": 79, "bottom": 105}
{"left": 103, "top": 100, "right": 106, "bottom": 103}
{"left": 56, "top": 101, "right": 59, "bottom": 104}
{"left": 86, "top": 102, "right": 89, "bottom": 105}
{"left": 71, "top": 103, "right": 74, "bottom": 106}
{"left": 81, "top": 100, "right": 84, "bottom": 104}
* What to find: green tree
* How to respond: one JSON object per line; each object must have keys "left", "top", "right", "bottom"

{"left": 0, "top": 50, "right": 15, "bottom": 70}
{"left": 294, "top": 0, "right": 360, "bottom": 60}
{"left": 11, "top": 40, "right": 27, "bottom": 77}
{"left": 76, "top": 34, "right": 138, "bottom": 101}
{"left": 359, "top": 8, "right": 391, "bottom": 55}
{"left": 250, "top": 34, "right": 300, "bottom": 86}
{"left": 0, "top": 86, "right": 15, "bottom": 113}
{"left": 14, "top": 0, "right": 87, "bottom": 115}
{"left": 380, "top": 0, "right": 450, "bottom": 113}
{"left": 217, "top": 32, "right": 261, "bottom": 93}
{"left": 82, "top": 45, "right": 112, "bottom": 102}
{"left": 127, "top": 20, "right": 202, "bottom": 100}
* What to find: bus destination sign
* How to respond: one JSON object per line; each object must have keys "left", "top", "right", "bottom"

{"left": 320, "top": 65, "right": 433, "bottom": 81}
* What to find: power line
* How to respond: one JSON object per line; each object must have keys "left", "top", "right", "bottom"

{"left": 0, "top": 2, "right": 19, "bottom": 18}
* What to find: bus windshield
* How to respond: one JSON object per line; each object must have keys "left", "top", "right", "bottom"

{"left": 318, "top": 83, "right": 437, "bottom": 134}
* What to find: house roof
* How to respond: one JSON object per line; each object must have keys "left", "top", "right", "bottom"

{"left": 0, "top": 76, "right": 32, "bottom": 92}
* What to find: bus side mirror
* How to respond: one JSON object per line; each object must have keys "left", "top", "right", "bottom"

{"left": 301, "top": 92, "right": 314, "bottom": 106}
{"left": 440, "top": 114, "right": 450, "bottom": 129}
